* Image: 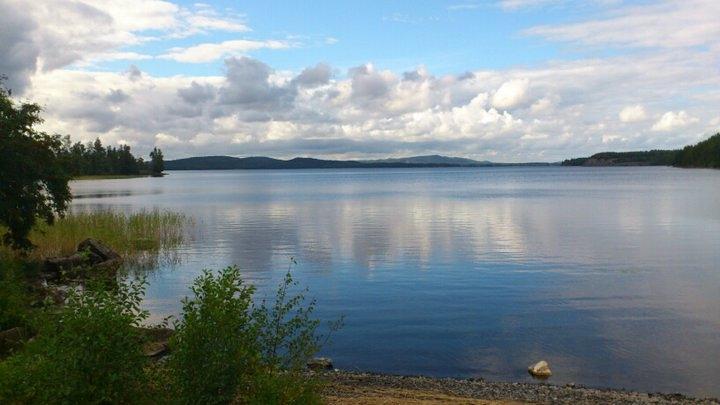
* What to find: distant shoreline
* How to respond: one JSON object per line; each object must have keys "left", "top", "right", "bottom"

{"left": 72, "top": 174, "right": 151, "bottom": 180}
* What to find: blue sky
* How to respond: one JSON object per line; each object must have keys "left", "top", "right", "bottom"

{"left": 103, "top": 1, "right": 594, "bottom": 77}
{"left": 2, "top": 0, "right": 719, "bottom": 161}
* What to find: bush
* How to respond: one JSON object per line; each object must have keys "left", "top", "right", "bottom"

{"left": 168, "top": 265, "right": 331, "bottom": 404}
{"left": 0, "top": 279, "right": 150, "bottom": 404}
{"left": 0, "top": 263, "right": 336, "bottom": 404}
{"left": 0, "top": 259, "right": 30, "bottom": 332}
{"left": 168, "top": 267, "right": 259, "bottom": 404}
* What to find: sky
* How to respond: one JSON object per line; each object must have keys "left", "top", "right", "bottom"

{"left": 1, "top": 0, "right": 719, "bottom": 162}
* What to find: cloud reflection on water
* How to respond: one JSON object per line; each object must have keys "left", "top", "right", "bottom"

{"left": 70, "top": 167, "right": 720, "bottom": 397}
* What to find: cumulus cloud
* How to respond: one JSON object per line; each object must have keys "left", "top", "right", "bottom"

{"left": 619, "top": 105, "right": 647, "bottom": 123}
{"left": 492, "top": 78, "right": 529, "bottom": 110}
{"left": 155, "top": 132, "right": 182, "bottom": 145}
{"left": 652, "top": 111, "right": 699, "bottom": 132}
{"left": 350, "top": 64, "right": 394, "bottom": 101}
{"left": 20, "top": 46, "right": 719, "bottom": 162}
{"left": 177, "top": 81, "right": 216, "bottom": 103}
{"left": 0, "top": 6, "right": 39, "bottom": 91}
{"left": 292, "top": 63, "right": 332, "bottom": 88}
{"left": 4, "top": 0, "right": 720, "bottom": 162}
{"left": 0, "top": 0, "right": 269, "bottom": 91}
{"left": 219, "top": 57, "right": 296, "bottom": 113}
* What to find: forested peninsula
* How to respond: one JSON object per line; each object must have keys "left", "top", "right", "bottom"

{"left": 58, "top": 137, "right": 165, "bottom": 178}
{"left": 562, "top": 133, "right": 720, "bottom": 168}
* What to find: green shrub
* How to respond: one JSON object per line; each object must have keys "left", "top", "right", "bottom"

{"left": 0, "top": 279, "right": 150, "bottom": 404}
{"left": 168, "top": 265, "right": 334, "bottom": 404}
{"left": 0, "top": 263, "right": 336, "bottom": 404}
{"left": 254, "top": 270, "right": 322, "bottom": 371}
{"left": 0, "top": 259, "right": 30, "bottom": 332}
{"left": 168, "top": 266, "right": 259, "bottom": 404}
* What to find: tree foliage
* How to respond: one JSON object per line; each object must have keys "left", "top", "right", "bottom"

{"left": 561, "top": 133, "right": 720, "bottom": 168}
{"left": 674, "top": 133, "right": 720, "bottom": 168}
{"left": 59, "top": 136, "right": 147, "bottom": 176}
{"left": 150, "top": 147, "right": 164, "bottom": 175}
{"left": 0, "top": 83, "right": 72, "bottom": 249}
{"left": 0, "top": 279, "right": 150, "bottom": 404}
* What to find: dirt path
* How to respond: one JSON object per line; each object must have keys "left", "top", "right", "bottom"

{"left": 325, "top": 384, "right": 524, "bottom": 404}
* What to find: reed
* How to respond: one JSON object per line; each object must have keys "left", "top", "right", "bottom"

{"left": 0, "top": 210, "right": 190, "bottom": 261}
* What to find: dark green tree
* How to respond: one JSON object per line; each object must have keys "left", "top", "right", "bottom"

{"left": 89, "top": 138, "right": 107, "bottom": 175}
{"left": 674, "top": 133, "right": 720, "bottom": 168}
{"left": 150, "top": 147, "right": 164, "bottom": 176}
{"left": 0, "top": 83, "right": 72, "bottom": 249}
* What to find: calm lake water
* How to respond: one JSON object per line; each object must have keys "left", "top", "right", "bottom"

{"left": 70, "top": 167, "right": 720, "bottom": 397}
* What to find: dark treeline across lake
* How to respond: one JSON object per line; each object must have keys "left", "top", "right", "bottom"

{"left": 69, "top": 167, "right": 720, "bottom": 398}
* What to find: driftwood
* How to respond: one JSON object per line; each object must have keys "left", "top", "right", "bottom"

{"left": 44, "top": 238, "right": 123, "bottom": 279}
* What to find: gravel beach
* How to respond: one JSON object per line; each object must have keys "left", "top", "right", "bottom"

{"left": 321, "top": 371, "right": 720, "bottom": 404}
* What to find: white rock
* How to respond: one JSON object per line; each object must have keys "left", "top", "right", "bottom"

{"left": 528, "top": 360, "right": 552, "bottom": 378}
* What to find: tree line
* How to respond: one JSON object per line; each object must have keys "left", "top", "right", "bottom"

{"left": 1, "top": 80, "right": 164, "bottom": 249}
{"left": 58, "top": 137, "right": 164, "bottom": 177}
{"left": 562, "top": 133, "right": 720, "bottom": 168}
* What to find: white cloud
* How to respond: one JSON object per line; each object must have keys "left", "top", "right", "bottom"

{"left": 499, "top": 0, "right": 621, "bottom": 11}
{"left": 619, "top": 105, "right": 647, "bottom": 123}
{"left": 183, "top": 14, "right": 249, "bottom": 33}
{"left": 0, "top": 0, "right": 272, "bottom": 90}
{"left": 499, "top": 0, "right": 557, "bottom": 10}
{"left": 20, "top": 46, "right": 720, "bottom": 162}
{"left": 447, "top": 3, "right": 480, "bottom": 11}
{"left": 525, "top": 0, "right": 720, "bottom": 49}
{"left": 155, "top": 132, "right": 182, "bottom": 145}
{"left": 5, "top": 0, "right": 720, "bottom": 162}
{"left": 652, "top": 111, "right": 699, "bottom": 132}
{"left": 160, "top": 39, "right": 291, "bottom": 63}
{"left": 530, "top": 97, "right": 553, "bottom": 114}
{"left": 491, "top": 78, "right": 529, "bottom": 110}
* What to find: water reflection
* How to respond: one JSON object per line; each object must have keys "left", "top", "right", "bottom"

{"left": 70, "top": 167, "right": 720, "bottom": 397}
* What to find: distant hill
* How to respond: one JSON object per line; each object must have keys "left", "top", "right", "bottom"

{"left": 164, "top": 154, "right": 558, "bottom": 170}
{"left": 362, "top": 155, "right": 492, "bottom": 166}
{"left": 165, "top": 155, "right": 485, "bottom": 170}
{"left": 562, "top": 133, "right": 719, "bottom": 168}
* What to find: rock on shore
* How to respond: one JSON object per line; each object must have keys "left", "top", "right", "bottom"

{"left": 528, "top": 360, "right": 552, "bottom": 378}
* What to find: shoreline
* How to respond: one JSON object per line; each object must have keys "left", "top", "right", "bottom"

{"left": 72, "top": 174, "right": 151, "bottom": 180}
{"left": 320, "top": 371, "right": 719, "bottom": 404}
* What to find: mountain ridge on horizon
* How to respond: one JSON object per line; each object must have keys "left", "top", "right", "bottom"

{"left": 164, "top": 154, "right": 554, "bottom": 170}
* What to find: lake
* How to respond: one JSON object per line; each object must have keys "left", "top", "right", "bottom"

{"left": 70, "top": 167, "right": 720, "bottom": 398}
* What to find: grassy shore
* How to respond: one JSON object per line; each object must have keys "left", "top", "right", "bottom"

{"left": 0, "top": 210, "right": 190, "bottom": 261}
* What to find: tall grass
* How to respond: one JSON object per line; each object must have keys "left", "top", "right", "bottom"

{"left": 0, "top": 210, "right": 190, "bottom": 261}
